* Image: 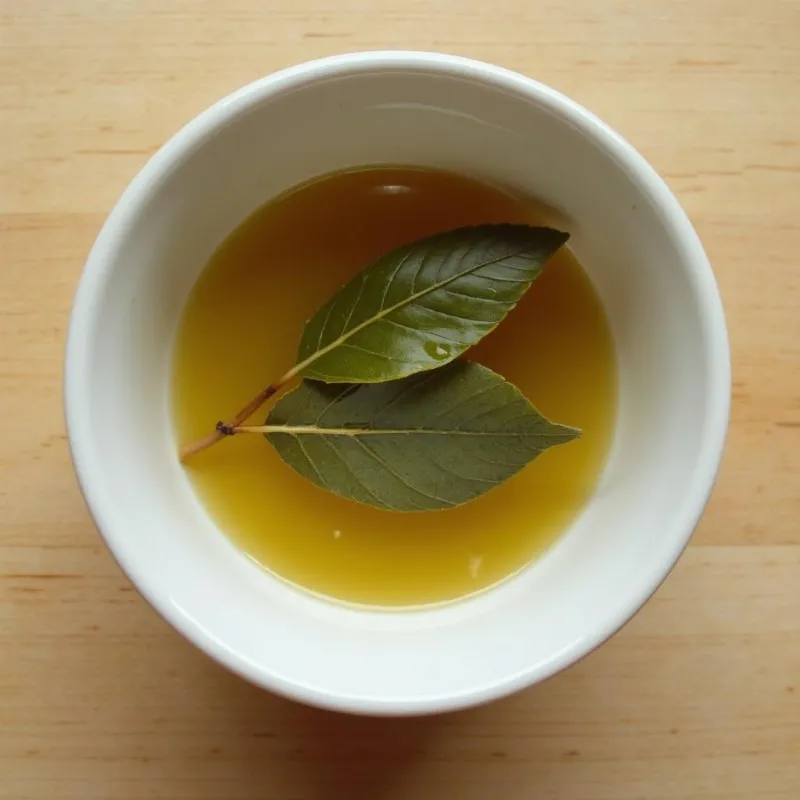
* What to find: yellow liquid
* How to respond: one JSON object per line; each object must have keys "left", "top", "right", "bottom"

{"left": 172, "top": 167, "right": 616, "bottom": 607}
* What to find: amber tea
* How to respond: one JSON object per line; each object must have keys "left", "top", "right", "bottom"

{"left": 172, "top": 167, "right": 616, "bottom": 606}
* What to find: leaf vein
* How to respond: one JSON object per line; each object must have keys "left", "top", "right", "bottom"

{"left": 424, "top": 452, "right": 499, "bottom": 486}
{"left": 379, "top": 248, "right": 414, "bottom": 310}
{"left": 338, "top": 342, "right": 421, "bottom": 365}
{"left": 382, "top": 317, "right": 465, "bottom": 345}
{"left": 429, "top": 381, "right": 503, "bottom": 422}
{"left": 293, "top": 436, "right": 332, "bottom": 491}
{"left": 323, "top": 436, "right": 399, "bottom": 510}
{"left": 296, "top": 242, "right": 541, "bottom": 371}
{"left": 414, "top": 302, "right": 494, "bottom": 324}
{"left": 371, "top": 369, "right": 444, "bottom": 420}
{"left": 474, "top": 274, "right": 531, "bottom": 284}
{"left": 269, "top": 425, "right": 570, "bottom": 438}
{"left": 441, "top": 287, "right": 516, "bottom": 306}
{"left": 315, "top": 299, "right": 337, "bottom": 350}
{"left": 472, "top": 451, "right": 528, "bottom": 469}
{"left": 314, "top": 384, "right": 359, "bottom": 425}
{"left": 355, "top": 438, "right": 456, "bottom": 507}
{"left": 339, "top": 273, "right": 368, "bottom": 336}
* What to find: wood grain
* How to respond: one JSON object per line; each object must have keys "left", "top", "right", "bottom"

{"left": 1, "top": 1, "right": 799, "bottom": 798}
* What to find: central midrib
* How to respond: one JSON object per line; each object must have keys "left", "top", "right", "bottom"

{"left": 262, "top": 425, "right": 572, "bottom": 437}
{"left": 289, "top": 243, "right": 534, "bottom": 377}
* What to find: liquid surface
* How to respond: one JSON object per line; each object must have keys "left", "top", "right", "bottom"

{"left": 172, "top": 167, "right": 616, "bottom": 607}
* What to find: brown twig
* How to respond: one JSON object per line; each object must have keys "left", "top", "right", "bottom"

{"left": 179, "top": 367, "right": 297, "bottom": 462}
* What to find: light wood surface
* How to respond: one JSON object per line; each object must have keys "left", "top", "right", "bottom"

{"left": 1, "top": 2, "right": 799, "bottom": 797}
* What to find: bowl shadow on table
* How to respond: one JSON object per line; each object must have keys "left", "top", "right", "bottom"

{"left": 153, "top": 626, "right": 629, "bottom": 800}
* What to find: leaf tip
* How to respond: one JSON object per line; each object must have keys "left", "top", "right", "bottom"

{"left": 556, "top": 423, "right": 582, "bottom": 443}
{"left": 538, "top": 226, "right": 570, "bottom": 252}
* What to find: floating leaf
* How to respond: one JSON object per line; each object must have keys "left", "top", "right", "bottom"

{"left": 294, "top": 224, "right": 569, "bottom": 384}
{"left": 261, "top": 361, "right": 580, "bottom": 511}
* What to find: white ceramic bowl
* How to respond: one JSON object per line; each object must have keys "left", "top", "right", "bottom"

{"left": 65, "top": 52, "right": 730, "bottom": 715}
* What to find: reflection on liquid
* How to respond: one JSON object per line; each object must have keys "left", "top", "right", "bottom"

{"left": 373, "top": 183, "right": 415, "bottom": 195}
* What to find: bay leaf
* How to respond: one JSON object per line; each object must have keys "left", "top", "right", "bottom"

{"left": 294, "top": 224, "right": 569, "bottom": 384}
{"left": 262, "top": 361, "right": 580, "bottom": 511}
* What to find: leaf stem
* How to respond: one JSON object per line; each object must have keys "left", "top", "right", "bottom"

{"left": 178, "top": 366, "right": 298, "bottom": 462}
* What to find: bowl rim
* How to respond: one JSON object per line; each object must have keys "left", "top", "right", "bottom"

{"left": 64, "top": 50, "right": 731, "bottom": 715}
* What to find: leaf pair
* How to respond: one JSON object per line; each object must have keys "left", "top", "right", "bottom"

{"left": 256, "top": 224, "right": 580, "bottom": 512}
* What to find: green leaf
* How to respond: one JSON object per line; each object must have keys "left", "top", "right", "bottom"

{"left": 294, "top": 224, "right": 569, "bottom": 384}
{"left": 263, "top": 361, "right": 580, "bottom": 512}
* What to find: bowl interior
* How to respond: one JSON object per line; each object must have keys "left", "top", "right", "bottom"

{"left": 66, "top": 54, "right": 728, "bottom": 713}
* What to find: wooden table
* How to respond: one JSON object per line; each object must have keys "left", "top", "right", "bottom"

{"left": 2, "top": 2, "right": 798, "bottom": 797}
